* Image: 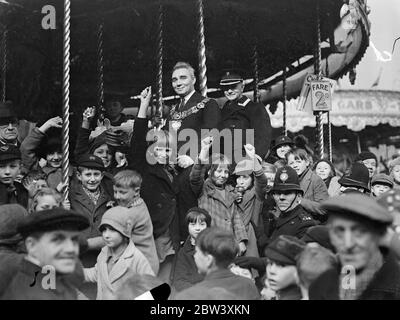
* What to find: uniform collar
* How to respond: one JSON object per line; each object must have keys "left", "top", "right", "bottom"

{"left": 236, "top": 95, "right": 251, "bottom": 107}
{"left": 276, "top": 205, "right": 302, "bottom": 227}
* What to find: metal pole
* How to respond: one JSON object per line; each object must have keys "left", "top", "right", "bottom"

{"left": 197, "top": 0, "right": 208, "bottom": 96}
{"left": 97, "top": 22, "right": 105, "bottom": 122}
{"left": 252, "top": 44, "right": 260, "bottom": 103}
{"left": 156, "top": 2, "right": 164, "bottom": 122}
{"left": 283, "top": 67, "right": 287, "bottom": 136}
{"left": 61, "top": 0, "right": 71, "bottom": 202}
{"left": 1, "top": 28, "right": 7, "bottom": 102}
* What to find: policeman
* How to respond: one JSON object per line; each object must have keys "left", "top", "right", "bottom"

{"left": 218, "top": 71, "right": 272, "bottom": 162}
{"left": 268, "top": 166, "right": 317, "bottom": 243}
{"left": 1, "top": 208, "right": 89, "bottom": 300}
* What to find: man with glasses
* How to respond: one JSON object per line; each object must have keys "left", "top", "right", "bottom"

{"left": 218, "top": 71, "right": 272, "bottom": 163}
{"left": 0, "top": 101, "right": 19, "bottom": 147}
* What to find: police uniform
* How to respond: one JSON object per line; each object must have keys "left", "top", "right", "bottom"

{"left": 218, "top": 72, "right": 272, "bottom": 160}
{"left": 267, "top": 166, "right": 316, "bottom": 245}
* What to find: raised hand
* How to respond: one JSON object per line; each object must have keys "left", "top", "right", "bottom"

{"left": 39, "top": 116, "right": 63, "bottom": 133}
{"left": 83, "top": 106, "right": 96, "bottom": 121}
{"left": 244, "top": 143, "right": 256, "bottom": 159}
{"left": 177, "top": 155, "right": 194, "bottom": 169}
{"left": 140, "top": 86, "right": 152, "bottom": 105}
{"left": 201, "top": 136, "right": 213, "bottom": 151}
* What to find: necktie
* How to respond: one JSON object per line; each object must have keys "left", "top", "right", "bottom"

{"left": 178, "top": 98, "right": 185, "bottom": 111}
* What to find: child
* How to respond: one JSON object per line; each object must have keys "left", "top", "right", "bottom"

{"left": 286, "top": 148, "right": 328, "bottom": 220}
{"left": 171, "top": 207, "right": 211, "bottom": 292}
{"left": 263, "top": 235, "right": 305, "bottom": 300}
{"left": 389, "top": 157, "right": 400, "bottom": 190}
{"left": 233, "top": 144, "right": 267, "bottom": 259}
{"left": 313, "top": 159, "right": 341, "bottom": 197}
{"left": 190, "top": 136, "right": 248, "bottom": 256}
{"left": 29, "top": 187, "right": 62, "bottom": 213}
{"left": 112, "top": 169, "right": 159, "bottom": 275}
{"left": 371, "top": 174, "right": 394, "bottom": 197}
{"left": 22, "top": 170, "right": 48, "bottom": 209}
{"left": 267, "top": 135, "right": 294, "bottom": 164}
{"left": 0, "top": 145, "right": 28, "bottom": 207}
{"left": 296, "top": 244, "right": 338, "bottom": 300}
{"left": 84, "top": 206, "right": 154, "bottom": 300}
{"left": 20, "top": 116, "right": 73, "bottom": 189}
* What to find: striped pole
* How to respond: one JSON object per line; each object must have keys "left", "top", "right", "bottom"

{"left": 1, "top": 28, "right": 7, "bottom": 102}
{"left": 197, "top": 0, "right": 208, "bottom": 96}
{"left": 156, "top": 2, "right": 164, "bottom": 123}
{"left": 97, "top": 22, "right": 105, "bottom": 122}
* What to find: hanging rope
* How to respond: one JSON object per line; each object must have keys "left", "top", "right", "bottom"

{"left": 1, "top": 28, "right": 7, "bottom": 102}
{"left": 197, "top": 0, "right": 208, "bottom": 97}
{"left": 283, "top": 67, "right": 287, "bottom": 136}
{"left": 97, "top": 22, "right": 105, "bottom": 122}
{"left": 61, "top": 0, "right": 71, "bottom": 202}
{"left": 156, "top": 2, "right": 164, "bottom": 124}
{"left": 252, "top": 44, "right": 260, "bottom": 103}
{"left": 314, "top": 1, "right": 324, "bottom": 160}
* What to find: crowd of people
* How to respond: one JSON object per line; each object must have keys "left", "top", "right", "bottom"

{"left": 0, "top": 61, "right": 400, "bottom": 300}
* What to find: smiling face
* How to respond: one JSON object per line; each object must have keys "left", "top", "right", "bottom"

{"left": 93, "top": 144, "right": 112, "bottom": 168}
{"left": 266, "top": 261, "right": 297, "bottom": 292}
{"left": 77, "top": 168, "right": 104, "bottom": 191}
{"left": 276, "top": 145, "right": 292, "bottom": 159}
{"left": 26, "top": 230, "right": 80, "bottom": 274}
{"left": 315, "top": 161, "right": 332, "bottom": 180}
{"left": 287, "top": 154, "right": 309, "bottom": 176}
{"left": 46, "top": 151, "right": 62, "bottom": 168}
{"left": 210, "top": 164, "right": 230, "bottom": 187}
{"left": 223, "top": 82, "right": 244, "bottom": 101}
{"left": 329, "top": 215, "right": 381, "bottom": 271}
{"left": 172, "top": 67, "right": 196, "bottom": 97}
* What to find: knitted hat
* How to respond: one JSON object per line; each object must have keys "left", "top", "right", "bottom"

{"left": 338, "top": 162, "right": 370, "bottom": 191}
{"left": 0, "top": 204, "right": 28, "bottom": 245}
{"left": 99, "top": 206, "right": 133, "bottom": 238}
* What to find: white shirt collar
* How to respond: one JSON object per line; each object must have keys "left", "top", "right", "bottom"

{"left": 183, "top": 90, "right": 196, "bottom": 104}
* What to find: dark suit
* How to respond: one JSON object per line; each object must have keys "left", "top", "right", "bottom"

{"left": 219, "top": 96, "right": 272, "bottom": 161}
{"left": 0, "top": 181, "right": 28, "bottom": 208}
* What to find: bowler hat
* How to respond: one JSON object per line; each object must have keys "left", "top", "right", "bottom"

{"left": 219, "top": 71, "right": 243, "bottom": 87}
{"left": 0, "top": 204, "right": 28, "bottom": 245}
{"left": 270, "top": 166, "right": 303, "bottom": 194}
{"left": 371, "top": 173, "right": 394, "bottom": 188}
{"left": 0, "top": 144, "right": 21, "bottom": 163}
{"left": 321, "top": 193, "right": 393, "bottom": 226}
{"left": 265, "top": 235, "right": 306, "bottom": 266}
{"left": 77, "top": 154, "right": 104, "bottom": 171}
{"left": 99, "top": 206, "right": 133, "bottom": 238}
{"left": 18, "top": 208, "right": 89, "bottom": 237}
{"left": 271, "top": 135, "right": 294, "bottom": 151}
{"left": 338, "top": 162, "right": 370, "bottom": 191}
{"left": 0, "top": 101, "right": 16, "bottom": 119}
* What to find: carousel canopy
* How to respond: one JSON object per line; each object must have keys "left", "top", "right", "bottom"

{"left": 0, "top": 0, "right": 370, "bottom": 122}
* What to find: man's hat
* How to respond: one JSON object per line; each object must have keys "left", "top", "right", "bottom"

{"left": 371, "top": 173, "right": 394, "bottom": 188}
{"left": 265, "top": 235, "right": 306, "bottom": 266}
{"left": 321, "top": 193, "right": 393, "bottom": 226}
{"left": 17, "top": 208, "right": 90, "bottom": 238}
{"left": 338, "top": 162, "right": 370, "bottom": 191}
{"left": 271, "top": 135, "right": 294, "bottom": 151}
{"left": 301, "top": 225, "right": 335, "bottom": 252}
{"left": 0, "top": 144, "right": 21, "bottom": 164}
{"left": 219, "top": 71, "right": 244, "bottom": 87}
{"left": 77, "top": 154, "right": 105, "bottom": 171}
{"left": 99, "top": 206, "right": 133, "bottom": 239}
{"left": 0, "top": 101, "right": 17, "bottom": 119}
{"left": 0, "top": 204, "right": 28, "bottom": 245}
{"left": 270, "top": 166, "right": 303, "bottom": 194}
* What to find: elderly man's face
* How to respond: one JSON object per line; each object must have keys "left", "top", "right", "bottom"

{"left": 172, "top": 68, "right": 196, "bottom": 97}
{"left": 0, "top": 118, "right": 19, "bottom": 142}
{"left": 329, "top": 215, "right": 381, "bottom": 272}
{"left": 223, "top": 82, "right": 244, "bottom": 101}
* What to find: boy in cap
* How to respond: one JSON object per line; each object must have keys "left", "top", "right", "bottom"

{"left": 1, "top": 208, "right": 89, "bottom": 300}
{"left": 173, "top": 227, "right": 260, "bottom": 300}
{"left": 309, "top": 193, "right": 400, "bottom": 300}
{"left": 0, "top": 101, "right": 19, "bottom": 147}
{"left": 263, "top": 235, "right": 305, "bottom": 300}
{"left": 338, "top": 162, "right": 370, "bottom": 195}
{"left": 84, "top": 206, "right": 154, "bottom": 300}
{"left": 0, "top": 144, "right": 28, "bottom": 207}
{"left": 371, "top": 173, "right": 393, "bottom": 197}
{"left": 218, "top": 70, "right": 272, "bottom": 161}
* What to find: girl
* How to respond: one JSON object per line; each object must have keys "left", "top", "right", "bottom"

{"left": 190, "top": 136, "right": 248, "bottom": 255}
{"left": 313, "top": 159, "right": 341, "bottom": 197}
{"left": 84, "top": 206, "right": 154, "bottom": 300}
{"left": 29, "top": 188, "right": 62, "bottom": 213}
{"left": 286, "top": 148, "right": 329, "bottom": 220}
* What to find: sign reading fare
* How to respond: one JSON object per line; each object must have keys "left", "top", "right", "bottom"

{"left": 310, "top": 80, "right": 332, "bottom": 111}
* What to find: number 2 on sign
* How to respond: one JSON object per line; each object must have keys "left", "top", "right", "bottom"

{"left": 315, "top": 91, "right": 329, "bottom": 108}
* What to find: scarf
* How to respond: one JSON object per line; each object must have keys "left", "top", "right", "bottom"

{"left": 83, "top": 186, "right": 101, "bottom": 205}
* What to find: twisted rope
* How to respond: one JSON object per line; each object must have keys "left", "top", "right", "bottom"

{"left": 61, "top": 0, "right": 71, "bottom": 201}
{"left": 97, "top": 23, "right": 105, "bottom": 121}
{"left": 197, "top": 0, "right": 208, "bottom": 96}
{"left": 156, "top": 3, "right": 164, "bottom": 121}
{"left": 326, "top": 55, "right": 332, "bottom": 162}
{"left": 1, "top": 28, "right": 7, "bottom": 102}
{"left": 283, "top": 67, "right": 287, "bottom": 136}
{"left": 252, "top": 44, "right": 260, "bottom": 102}
{"left": 314, "top": 1, "right": 324, "bottom": 160}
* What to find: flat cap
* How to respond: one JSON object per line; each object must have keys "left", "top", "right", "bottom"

{"left": 371, "top": 173, "right": 394, "bottom": 188}
{"left": 321, "top": 193, "right": 393, "bottom": 225}
{"left": 265, "top": 235, "right": 306, "bottom": 266}
{"left": 77, "top": 153, "right": 104, "bottom": 171}
{"left": 0, "top": 144, "right": 21, "bottom": 163}
{"left": 0, "top": 204, "right": 28, "bottom": 245}
{"left": 18, "top": 208, "right": 90, "bottom": 237}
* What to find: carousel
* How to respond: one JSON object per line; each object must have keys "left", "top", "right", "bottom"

{"left": 0, "top": 0, "right": 371, "bottom": 199}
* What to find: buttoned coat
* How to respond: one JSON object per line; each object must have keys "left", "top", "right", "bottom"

{"left": 84, "top": 241, "right": 154, "bottom": 300}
